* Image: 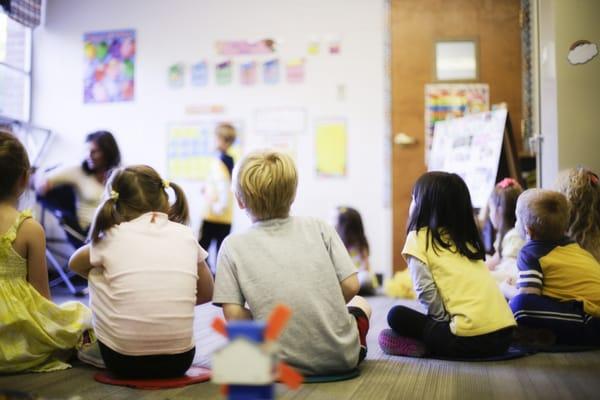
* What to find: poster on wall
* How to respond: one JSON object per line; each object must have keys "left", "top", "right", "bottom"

{"left": 428, "top": 109, "right": 507, "bottom": 209}
{"left": 240, "top": 61, "right": 257, "bottom": 85}
{"left": 263, "top": 59, "right": 279, "bottom": 84}
{"left": 424, "top": 83, "right": 489, "bottom": 162}
{"left": 168, "top": 63, "right": 185, "bottom": 88}
{"left": 191, "top": 61, "right": 209, "bottom": 86}
{"left": 315, "top": 119, "right": 347, "bottom": 177}
{"left": 254, "top": 107, "right": 306, "bottom": 134}
{"left": 216, "top": 61, "right": 233, "bottom": 85}
{"left": 216, "top": 39, "right": 275, "bottom": 55}
{"left": 285, "top": 59, "right": 305, "bottom": 83}
{"left": 84, "top": 29, "right": 135, "bottom": 103}
{"left": 167, "top": 121, "right": 242, "bottom": 181}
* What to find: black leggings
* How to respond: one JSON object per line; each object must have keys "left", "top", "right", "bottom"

{"left": 387, "top": 305, "right": 513, "bottom": 358}
{"left": 98, "top": 341, "right": 195, "bottom": 379}
{"left": 199, "top": 221, "right": 231, "bottom": 270}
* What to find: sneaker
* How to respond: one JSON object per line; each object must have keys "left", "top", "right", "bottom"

{"left": 77, "top": 330, "right": 105, "bottom": 369}
{"left": 378, "top": 329, "right": 426, "bottom": 357}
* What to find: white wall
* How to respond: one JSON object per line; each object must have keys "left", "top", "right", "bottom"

{"left": 32, "top": 0, "right": 392, "bottom": 275}
{"left": 538, "top": 0, "right": 600, "bottom": 187}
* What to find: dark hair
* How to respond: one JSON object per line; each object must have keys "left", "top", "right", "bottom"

{"left": 336, "top": 206, "right": 369, "bottom": 255}
{"left": 90, "top": 165, "right": 189, "bottom": 243}
{"left": 82, "top": 130, "right": 121, "bottom": 174}
{"left": 489, "top": 180, "right": 523, "bottom": 254}
{"left": 408, "top": 171, "right": 485, "bottom": 261}
{"left": 0, "top": 130, "right": 30, "bottom": 201}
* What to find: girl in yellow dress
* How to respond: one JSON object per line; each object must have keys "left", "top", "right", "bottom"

{"left": 0, "top": 131, "right": 91, "bottom": 373}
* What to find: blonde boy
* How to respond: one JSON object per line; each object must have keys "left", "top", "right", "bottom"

{"left": 213, "top": 150, "right": 371, "bottom": 375}
{"left": 199, "top": 123, "right": 237, "bottom": 272}
{"left": 510, "top": 189, "right": 600, "bottom": 345}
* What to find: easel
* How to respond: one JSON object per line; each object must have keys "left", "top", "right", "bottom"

{"left": 495, "top": 112, "right": 523, "bottom": 187}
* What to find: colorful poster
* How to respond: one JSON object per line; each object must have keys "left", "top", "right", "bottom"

{"left": 167, "top": 121, "right": 242, "bottom": 181}
{"left": 168, "top": 63, "right": 185, "bottom": 88}
{"left": 429, "top": 109, "right": 507, "bottom": 209}
{"left": 263, "top": 59, "right": 279, "bottom": 84}
{"left": 191, "top": 61, "right": 208, "bottom": 86}
{"left": 216, "top": 39, "right": 275, "bottom": 55}
{"left": 315, "top": 119, "right": 347, "bottom": 177}
{"left": 216, "top": 61, "right": 233, "bottom": 85}
{"left": 307, "top": 38, "right": 320, "bottom": 55}
{"left": 240, "top": 61, "right": 257, "bottom": 85}
{"left": 424, "top": 83, "right": 489, "bottom": 162}
{"left": 84, "top": 30, "right": 135, "bottom": 103}
{"left": 286, "top": 59, "right": 305, "bottom": 84}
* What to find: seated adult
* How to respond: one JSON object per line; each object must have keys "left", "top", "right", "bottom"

{"left": 36, "top": 130, "right": 121, "bottom": 233}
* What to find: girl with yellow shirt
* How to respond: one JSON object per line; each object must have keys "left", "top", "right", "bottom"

{"left": 379, "top": 172, "right": 516, "bottom": 358}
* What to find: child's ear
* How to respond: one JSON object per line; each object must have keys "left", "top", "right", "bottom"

{"left": 235, "top": 194, "right": 246, "bottom": 210}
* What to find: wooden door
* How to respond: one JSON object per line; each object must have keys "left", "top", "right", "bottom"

{"left": 391, "top": 0, "right": 522, "bottom": 271}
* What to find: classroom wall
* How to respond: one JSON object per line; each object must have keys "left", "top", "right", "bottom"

{"left": 31, "top": 0, "right": 392, "bottom": 274}
{"left": 539, "top": 0, "right": 600, "bottom": 187}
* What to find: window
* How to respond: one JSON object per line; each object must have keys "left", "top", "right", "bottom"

{"left": 0, "top": 10, "right": 32, "bottom": 122}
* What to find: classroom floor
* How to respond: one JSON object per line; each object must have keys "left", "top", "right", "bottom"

{"left": 2, "top": 294, "right": 600, "bottom": 399}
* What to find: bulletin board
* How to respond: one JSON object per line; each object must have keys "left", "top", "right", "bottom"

{"left": 428, "top": 108, "right": 516, "bottom": 209}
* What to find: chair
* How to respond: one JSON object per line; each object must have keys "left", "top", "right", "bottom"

{"left": 37, "top": 185, "right": 87, "bottom": 296}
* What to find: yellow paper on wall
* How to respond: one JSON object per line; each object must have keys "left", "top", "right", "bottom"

{"left": 316, "top": 120, "right": 346, "bottom": 176}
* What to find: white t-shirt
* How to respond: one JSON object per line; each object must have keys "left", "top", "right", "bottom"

{"left": 45, "top": 165, "right": 104, "bottom": 229}
{"left": 89, "top": 212, "right": 208, "bottom": 355}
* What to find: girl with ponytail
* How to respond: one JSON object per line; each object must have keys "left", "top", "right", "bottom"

{"left": 69, "top": 165, "right": 214, "bottom": 379}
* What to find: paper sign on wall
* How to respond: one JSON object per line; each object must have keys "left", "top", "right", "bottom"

{"left": 315, "top": 119, "right": 347, "bottom": 177}
{"left": 424, "top": 84, "right": 489, "bottom": 162}
{"left": 240, "top": 61, "right": 257, "bottom": 85}
{"left": 286, "top": 59, "right": 305, "bottom": 84}
{"left": 254, "top": 107, "right": 306, "bottom": 134}
{"left": 263, "top": 59, "right": 279, "bottom": 84}
{"left": 168, "top": 63, "right": 185, "bottom": 88}
{"left": 191, "top": 61, "right": 208, "bottom": 86}
{"left": 216, "top": 61, "right": 233, "bottom": 85}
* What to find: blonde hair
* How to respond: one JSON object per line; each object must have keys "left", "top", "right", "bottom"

{"left": 90, "top": 165, "right": 189, "bottom": 243}
{"left": 233, "top": 150, "right": 297, "bottom": 221}
{"left": 516, "top": 189, "right": 569, "bottom": 242}
{"left": 555, "top": 167, "right": 600, "bottom": 261}
{"left": 216, "top": 123, "right": 237, "bottom": 144}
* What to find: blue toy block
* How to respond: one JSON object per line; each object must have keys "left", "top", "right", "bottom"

{"left": 227, "top": 320, "right": 266, "bottom": 343}
{"left": 228, "top": 384, "right": 274, "bottom": 400}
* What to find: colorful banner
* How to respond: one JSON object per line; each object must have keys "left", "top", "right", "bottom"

{"left": 315, "top": 119, "right": 347, "bottom": 177}
{"left": 216, "top": 39, "right": 275, "bottom": 55}
{"left": 424, "top": 83, "right": 489, "bottom": 162}
{"left": 84, "top": 30, "right": 135, "bottom": 103}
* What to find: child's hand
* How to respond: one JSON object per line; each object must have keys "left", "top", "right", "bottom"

{"left": 505, "top": 276, "right": 516, "bottom": 286}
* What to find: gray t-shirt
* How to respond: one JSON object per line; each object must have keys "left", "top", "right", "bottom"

{"left": 213, "top": 216, "right": 360, "bottom": 375}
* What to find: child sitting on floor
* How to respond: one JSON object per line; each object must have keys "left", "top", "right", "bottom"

{"left": 334, "top": 206, "right": 379, "bottom": 296}
{"left": 380, "top": 171, "right": 515, "bottom": 359}
{"left": 0, "top": 131, "right": 91, "bottom": 373}
{"left": 213, "top": 150, "right": 371, "bottom": 376}
{"left": 555, "top": 167, "right": 600, "bottom": 262}
{"left": 509, "top": 189, "right": 600, "bottom": 346}
{"left": 69, "top": 165, "right": 214, "bottom": 379}
{"left": 485, "top": 178, "right": 524, "bottom": 299}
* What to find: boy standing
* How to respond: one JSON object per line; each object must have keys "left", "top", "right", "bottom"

{"left": 213, "top": 150, "right": 371, "bottom": 375}
{"left": 510, "top": 189, "right": 600, "bottom": 345}
{"left": 199, "top": 123, "right": 236, "bottom": 273}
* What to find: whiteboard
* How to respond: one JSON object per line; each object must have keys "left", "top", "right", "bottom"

{"left": 428, "top": 109, "right": 507, "bottom": 209}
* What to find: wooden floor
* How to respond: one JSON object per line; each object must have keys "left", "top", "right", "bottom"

{"left": 2, "top": 296, "right": 600, "bottom": 399}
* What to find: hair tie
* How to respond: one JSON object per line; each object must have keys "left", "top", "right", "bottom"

{"left": 110, "top": 190, "right": 119, "bottom": 201}
{"left": 496, "top": 178, "right": 521, "bottom": 190}
{"left": 162, "top": 179, "right": 171, "bottom": 189}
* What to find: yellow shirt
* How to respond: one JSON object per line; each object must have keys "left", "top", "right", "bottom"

{"left": 203, "top": 157, "right": 233, "bottom": 224}
{"left": 402, "top": 228, "right": 516, "bottom": 336}
{"left": 517, "top": 239, "right": 600, "bottom": 317}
